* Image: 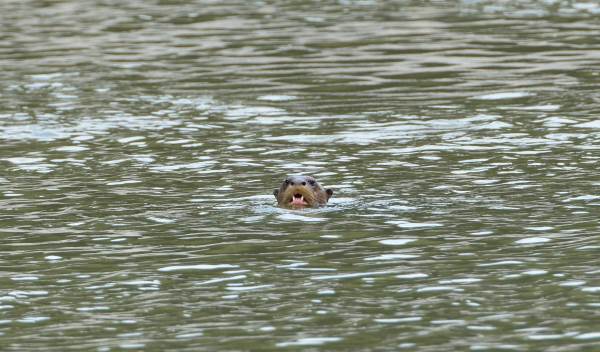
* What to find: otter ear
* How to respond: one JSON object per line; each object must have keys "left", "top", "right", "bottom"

{"left": 326, "top": 189, "right": 333, "bottom": 200}
{"left": 273, "top": 189, "right": 279, "bottom": 198}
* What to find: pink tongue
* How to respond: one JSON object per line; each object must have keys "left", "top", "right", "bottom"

{"left": 291, "top": 196, "right": 305, "bottom": 205}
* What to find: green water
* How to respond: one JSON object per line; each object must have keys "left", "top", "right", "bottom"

{"left": 2, "top": 1, "right": 600, "bottom": 351}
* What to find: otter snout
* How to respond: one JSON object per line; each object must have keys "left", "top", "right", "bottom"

{"left": 273, "top": 175, "right": 333, "bottom": 208}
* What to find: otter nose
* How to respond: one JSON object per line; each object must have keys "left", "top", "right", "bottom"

{"left": 286, "top": 176, "right": 307, "bottom": 186}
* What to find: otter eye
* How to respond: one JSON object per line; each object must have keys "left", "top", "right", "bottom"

{"left": 301, "top": 181, "right": 306, "bottom": 186}
{"left": 285, "top": 180, "right": 290, "bottom": 184}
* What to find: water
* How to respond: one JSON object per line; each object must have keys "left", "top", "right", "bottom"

{"left": 2, "top": 0, "right": 600, "bottom": 350}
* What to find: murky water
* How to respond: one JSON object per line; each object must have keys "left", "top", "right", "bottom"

{"left": 2, "top": 0, "right": 600, "bottom": 350}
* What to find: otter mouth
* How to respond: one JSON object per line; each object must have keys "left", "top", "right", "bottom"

{"left": 290, "top": 193, "right": 308, "bottom": 206}
{"left": 281, "top": 185, "right": 315, "bottom": 207}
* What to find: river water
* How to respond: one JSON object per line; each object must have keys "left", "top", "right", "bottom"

{"left": 2, "top": 0, "right": 600, "bottom": 351}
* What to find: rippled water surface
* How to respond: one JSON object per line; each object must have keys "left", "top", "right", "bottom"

{"left": 2, "top": 0, "right": 600, "bottom": 350}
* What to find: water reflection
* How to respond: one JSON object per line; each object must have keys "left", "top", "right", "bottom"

{"left": 2, "top": 0, "right": 600, "bottom": 350}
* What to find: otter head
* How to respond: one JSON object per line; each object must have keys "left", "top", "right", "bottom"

{"left": 273, "top": 175, "right": 333, "bottom": 208}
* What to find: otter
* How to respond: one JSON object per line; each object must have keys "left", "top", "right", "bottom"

{"left": 274, "top": 175, "right": 333, "bottom": 207}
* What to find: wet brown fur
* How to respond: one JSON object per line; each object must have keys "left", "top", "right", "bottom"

{"left": 274, "top": 175, "right": 333, "bottom": 207}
